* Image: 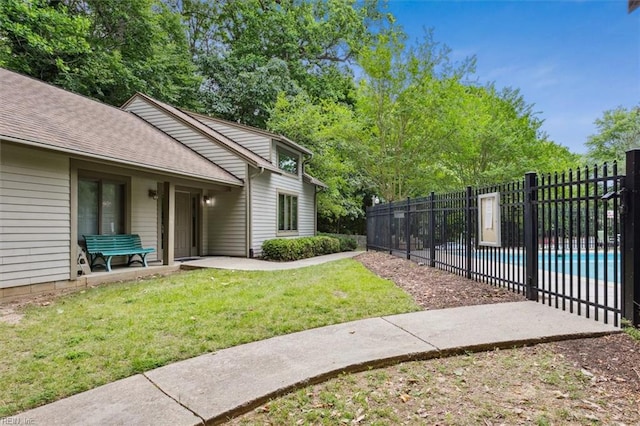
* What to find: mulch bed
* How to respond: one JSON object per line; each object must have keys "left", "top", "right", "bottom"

{"left": 355, "top": 251, "right": 640, "bottom": 394}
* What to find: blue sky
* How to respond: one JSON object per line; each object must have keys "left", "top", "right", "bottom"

{"left": 385, "top": 0, "right": 640, "bottom": 154}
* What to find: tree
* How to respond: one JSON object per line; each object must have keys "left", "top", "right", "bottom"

{"left": 354, "top": 29, "right": 475, "bottom": 201}
{"left": 199, "top": 54, "right": 301, "bottom": 128}
{"left": 585, "top": 106, "right": 640, "bottom": 169}
{"left": 162, "top": 0, "right": 222, "bottom": 57}
{"left": 433, "top": 85, "right": 578, "bottom": 190}
{"left": 0, "top": 0, "right": 200, "bottom": 107}
{"left": 192, "top": 0, "right": 387, "bottom": 127}
{"left": 354, "top": 30, "right": 577, "bottom": 202}
{"left": 0, "top": 0, "right": 92, "bottom": 80}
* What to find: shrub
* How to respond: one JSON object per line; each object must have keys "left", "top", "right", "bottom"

{"left": 335, "top": 235, "right": 357, "bottom": 252}
{"left": 262, "top": 236, "right": 342, "bottom": 261}
{"left": 319, "top": 233, "right": 358, "bottom": 252}
{"left": 315, "top": 236, "right": 340, "bottom": 255}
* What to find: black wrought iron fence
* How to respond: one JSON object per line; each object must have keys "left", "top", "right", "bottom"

{"left": 367, "top": 150, "right": 640, "bottom": 327}
{"left": 534, "top": 163, "right": 623, "bottom": 324}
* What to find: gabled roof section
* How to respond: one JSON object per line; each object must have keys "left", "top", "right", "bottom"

{"left": 303, "top": 173, "right": 328, "bottom": 189}
{"left": 184, "top": 111, "right": 313, "bottom": 156}
{"left": 123, "top": 93, "right": 281, "bottom": 173}
{"left": 0, "top": 68, "right": 242, "bottom": 186}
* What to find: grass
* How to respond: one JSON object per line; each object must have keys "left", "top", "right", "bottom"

{"left": 624, "top": 324, "right": 640, "bottom": 341}
{"left": 0, "top": 259, "right": 420, "bottom": 416}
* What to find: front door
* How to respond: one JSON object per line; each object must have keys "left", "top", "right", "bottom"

{"left": 175, "top": 191, "right": 191, "bottom": 258}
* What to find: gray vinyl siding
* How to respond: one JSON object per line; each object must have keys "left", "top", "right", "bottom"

{"left": 206, "top": 186, "right": 246, "bottom": 256}
{"left": 130, "top": 177, "right": 158, "bottom": 261}
{"left": 197, "top": 117, "right": 271, "bottom": 160}
{"left": 124, "top": 98, "right": 246, "bottom": 179}
{"left": 125, "top": 97, "right": 248, "bottom": 256}
{"left": 250, "top": 172, "right": 276, "bottom": 253}
{"left": 299, "top": 182, "right": 316, "bottom": 236}
{"left": 0, "top": 143, "right": 71, "bottom": 288}
{"left": 250, "top": 171, "right": 316, "bottom": 257}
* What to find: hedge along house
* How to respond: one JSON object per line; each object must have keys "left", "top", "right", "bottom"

{"left": 0, "top": 68, "right": 324, "bottom": 299}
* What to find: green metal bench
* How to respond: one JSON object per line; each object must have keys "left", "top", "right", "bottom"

{"left": 83, "top": 234, "right": 156, "bottom": 272}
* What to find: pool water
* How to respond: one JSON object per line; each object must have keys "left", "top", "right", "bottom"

{"left": 539, "top": 252, "right": 621, "bottom": 282}
{"left": 483, "top": 251, "right": 621, "bottom": 282}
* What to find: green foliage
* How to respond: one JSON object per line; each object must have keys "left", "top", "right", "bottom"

{"left": 271, "top": 26, "right": 579, "bottom": 230}
{"left": 354, "top": 29, "right": 578, "bottom": 201}
{"left": 0, "top": 0, "right": 200, "bottom": 107}
{"left": 0, "top": 0, "right": 584, "bottom": 235}
{"left": 261, "top": 236, "right": 343, "bottom": 261}
{"left": 623, "top": 321, "right": 640, "bottom": 341}
{"left": 330, "top": 234, "right": 358, "bottom": 251}
{"left": 342, "top": 237, "right": 358, "bottom": 251}
{"left": 192, "top": 0, "right": 387, "bottom": 126}
{"left": 585, "top": 106, "right": 640, "bottom": 171}
{"left": 426, "top": 85, "right": 579, "bottom": 192}
{"left": 199, "top": 55, "right": 301, "bottom": 128}
{"left": 0, "top": 0, "right": 92, "bottom": 77}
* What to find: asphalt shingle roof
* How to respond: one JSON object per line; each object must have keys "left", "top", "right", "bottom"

{"left": 0, "top": 68, "right": 242, "bottom": 186}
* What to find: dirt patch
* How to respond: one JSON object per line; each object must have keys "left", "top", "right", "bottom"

{"left": 0, "top": 291, "right": 64, "bottom": 325}
{"left": 553, "top": 333, "right": 640, "bottom": 393}
{"left": 232, "top": 344, "right": 640, "bottom": 425}
{"left": 0, "top": 306, "right": 23, "bottom": 325}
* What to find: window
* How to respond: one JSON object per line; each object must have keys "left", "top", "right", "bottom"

{"left": 278, "top": 193, "right": 298, "bottom": 232}
{"left": 78, "top": 177, "right": 125, "bottom": 239}
{"left": 277, "top": 147, "right": 299, "bottom": 175}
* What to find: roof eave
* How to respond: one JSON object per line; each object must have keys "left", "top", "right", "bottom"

{"left": 303, "top": 173, "right": 328, "bottom": 189}
{"left": 176, "top": 108, "right": 313, "bottom": 157}
{"left": 0, "top": 134, "right": 244, "bottom": 187}
{"left": 279, "top": 135, "right": 313, "bottom": 156}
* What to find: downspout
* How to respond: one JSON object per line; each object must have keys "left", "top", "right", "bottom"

{"left": 302, "top": 153, "right": 313, "bottom": 170}
{"left": 247, "top": 166, "right": 265, "bottom": 258}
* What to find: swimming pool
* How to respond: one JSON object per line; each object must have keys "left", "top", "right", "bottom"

{"left": 538, "top": 252, "right": 621, "bottom": 282}
{"left": 482, "top": 251, "right": 621, "bottom": 282}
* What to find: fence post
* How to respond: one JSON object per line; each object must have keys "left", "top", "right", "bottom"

{"left": 465, "top": 186, "right": 473, "bottom": 279}
{"left": 429, "top": 192, "right": 436, "bottom": 267}
{"left": 406, "top": 197, "right": 411, "bottom": 260}
{"left": 388, "top": 203, "right": 393, "bottom": 255}
{"left": 524, "top": 172, "right": 539, "bottom": 301}
{"left": 623, "top": 149, "right": 640, "bottom": 326}
{"left": 365, "top": 206, "right": 370, "bottom": 251}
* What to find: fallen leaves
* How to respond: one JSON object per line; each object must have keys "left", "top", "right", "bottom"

{"left": 356, "top": 252, "right": 526, "bottom": 310}
{"left": 399, "top": 393, "right": 411, "bottom": 403}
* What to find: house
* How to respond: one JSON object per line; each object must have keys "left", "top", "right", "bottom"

{"left": 0, "top": 68, "right": 324, "bottom": 299}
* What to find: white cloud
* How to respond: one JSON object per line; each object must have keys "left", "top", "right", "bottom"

{"left": 483, "top": 62, "right": 560, "bottom": 90}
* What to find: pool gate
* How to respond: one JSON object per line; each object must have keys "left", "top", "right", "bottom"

{"left": 366, "top": 149, "right": 640, "bottom": 327}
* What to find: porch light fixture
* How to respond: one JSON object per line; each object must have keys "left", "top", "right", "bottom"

{"left": 148, "top": 189, "right": 158, "bottom": 200}
{"left": 204, "top": 195, "right": 212, "bottom": 205}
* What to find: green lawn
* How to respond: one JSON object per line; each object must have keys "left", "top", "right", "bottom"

{"left": 0, "top": 259, "right": 420, "bottom": 416}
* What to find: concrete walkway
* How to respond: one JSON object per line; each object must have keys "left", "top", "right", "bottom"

{"left": 180, "top": 251, "right": 363, "bottom": 271}
{"left": 9, "top": 301, "right": 619, "bottom": 426}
